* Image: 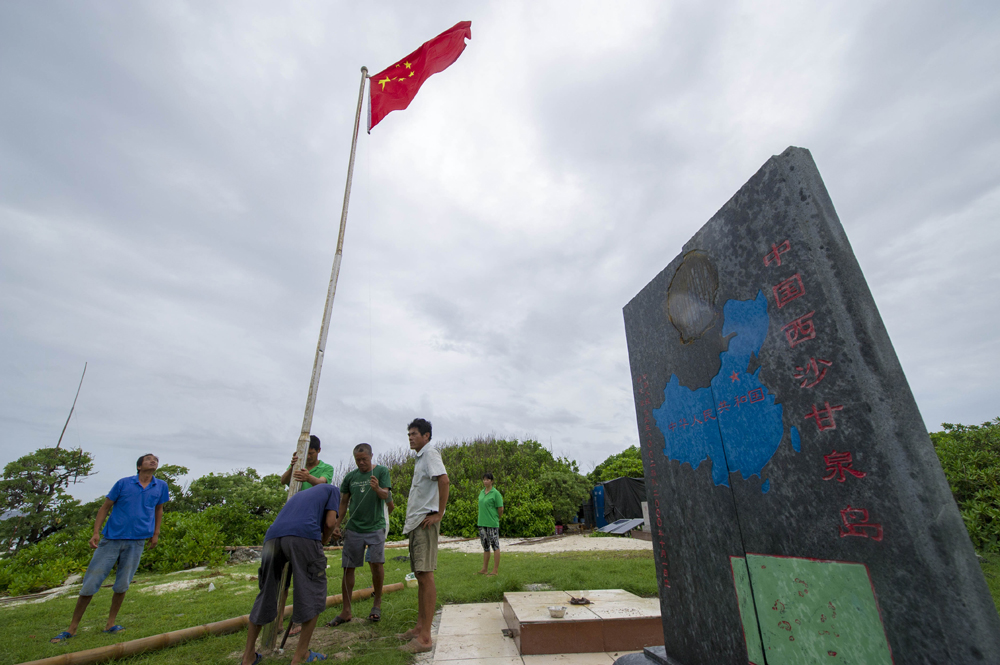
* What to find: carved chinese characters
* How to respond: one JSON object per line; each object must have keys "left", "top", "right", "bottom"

{"left": 764, "top": 240, "right": 881, "bottom": 541}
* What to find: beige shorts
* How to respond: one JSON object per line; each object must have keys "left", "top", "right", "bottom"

{"left": 407, "top": 520, "right": 440, "bottom": 573}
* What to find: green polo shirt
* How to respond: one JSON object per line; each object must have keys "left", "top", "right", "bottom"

{"left": 477, "top": 488, "right": 504, "bottom": 528}
{"left": 286, "top": 459, "right": 335, "bottom": 490}
{"left": 341, "top": 465, "right": 392, "bottom": 533}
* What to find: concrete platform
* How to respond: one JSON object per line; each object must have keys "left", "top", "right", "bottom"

{"left": 432, "top": 602, "right": 646, "bottom": 665}
{"left": 501, "top": 590, "right": 662, "bottom": 655}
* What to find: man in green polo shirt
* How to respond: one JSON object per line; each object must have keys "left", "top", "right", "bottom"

{"left": 281, "top": 435, "right": 334, "bottom": 490}
{"left": 328, "top": 442, "right": 392, "bottom": 626}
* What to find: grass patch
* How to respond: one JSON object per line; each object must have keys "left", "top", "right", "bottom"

{"left": 0, "top": 549, "right": 656, "bottom": 665}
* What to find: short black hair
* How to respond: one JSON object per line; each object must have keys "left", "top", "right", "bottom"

{"left": 309, "top": 435, "right": 321, "bottom": 451}
{"left": 136, "top": 454, "right": 157, "bottom": 470}
{"left": 483, "top": 472, "right": 494, "bottom": 481}
{"left": 407, "top": 418, "right": 432, "bottom": 440}
{"left": 354, "top": 443, "right": 372, "bottom": 456}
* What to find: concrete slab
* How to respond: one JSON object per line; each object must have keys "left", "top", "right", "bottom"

{"left": 434, "top": 632, "right": 521, "bottom": 661}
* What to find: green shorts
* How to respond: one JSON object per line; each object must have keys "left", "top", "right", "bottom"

{"left": 407, "top": 520, "right": 440, "bottom": 573}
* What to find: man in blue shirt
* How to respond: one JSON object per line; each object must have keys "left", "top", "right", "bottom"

{"left": 241, "top": 482, "right": 341, "bottom": 665}
{"left": 50, "top": 454, "right": 170, "bottom": 643}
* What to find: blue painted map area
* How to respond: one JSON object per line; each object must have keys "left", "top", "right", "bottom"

{"left": 652, "top": 291, "right": 799, "bottom": 492}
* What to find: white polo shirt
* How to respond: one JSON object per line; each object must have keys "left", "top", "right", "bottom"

{"left": 403, "top": 443, "right": 448, "bottom": 534}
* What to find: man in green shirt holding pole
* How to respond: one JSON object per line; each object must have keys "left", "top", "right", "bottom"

{"left": 281, "top": 435, "right": 334, "bottom": 490}
{"left": 329, "top": 443, "right": 392, "bottom": 625}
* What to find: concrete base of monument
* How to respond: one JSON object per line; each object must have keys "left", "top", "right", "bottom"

{"left": 502, "top": 589, "right": 662, "bottom": 655}
{"left": 613, "top": 646, "right": 684, "bottom": 665}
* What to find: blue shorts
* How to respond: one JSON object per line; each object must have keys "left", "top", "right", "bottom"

{"left": 80, "top": 538, "right": 145, "bottom": 596}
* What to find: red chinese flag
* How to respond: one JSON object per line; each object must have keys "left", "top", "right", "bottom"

{"left": 368, "top": 21, "right": 472, "bottom": 131}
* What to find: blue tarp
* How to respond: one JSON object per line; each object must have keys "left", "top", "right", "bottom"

{"left": 592, "top": 485, "right": 607, "bottom": 528}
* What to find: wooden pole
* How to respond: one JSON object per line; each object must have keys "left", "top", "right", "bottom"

{"left": 21, "top": 583, "right": 404, "bottom": 665}
{"left": 261, "top": 64, "right": 369, "bottom": 650}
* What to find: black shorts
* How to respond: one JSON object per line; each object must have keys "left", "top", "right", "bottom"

{"left": 249, "top": 536, "right": 328, "bottom": 625}
{"left": 479, "top": 526, "right": 500, "bottom": 551}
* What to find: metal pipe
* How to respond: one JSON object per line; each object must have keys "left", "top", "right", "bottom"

{"left": 21, "top": 582, "right": 404, "bottom": 665}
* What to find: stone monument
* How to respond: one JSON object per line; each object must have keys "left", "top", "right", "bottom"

{"left": 618, "top": 147, "right": 1000, "bottom": 664}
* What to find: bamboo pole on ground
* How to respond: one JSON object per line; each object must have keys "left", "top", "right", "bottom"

{"left": 20, "top": 583, "right": 404, "bottom": 665}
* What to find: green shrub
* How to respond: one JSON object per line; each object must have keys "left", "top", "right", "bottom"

{"left": 0, "top": 526, "right": 92, "bottom": 595}
{"left": 202, "top": 504, "right": 274, "bottom": 546}
{"left": 379, "top": 437, "right": 586, "bottom": 538}
{"left": 932, "top": 419, "right": 1000, "bottom": 553}
{"left": 387, "top": 497, "right": 407, "bottom": 541}
{"left": 440, "top": 498, "right": 478, "bottom": 538}
{"left": 498, "top": 483, "right": 555, "bottom": 538}
{"left": 589, "top": 445, "right": 644, "bottom": 484}
{"left": 138, "top": 512, "right": 227, "bottom": 573}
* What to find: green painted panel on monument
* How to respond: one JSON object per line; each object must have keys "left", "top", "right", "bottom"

{"left": 730, "top": 557, "right": 765, "bottom": 665}
{"left": 745, "top": 553, "right": 891, "bottom": 664}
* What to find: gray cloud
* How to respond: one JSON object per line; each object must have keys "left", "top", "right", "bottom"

{"left": 1, "top": 1, "right": 998, "bottom": 499}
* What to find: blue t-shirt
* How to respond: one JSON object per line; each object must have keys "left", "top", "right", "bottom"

{"left": 103, "top": 475, "right": 170, "bottom": 540}
{"left": 265, "top": 484, "right": 341, "bottom": 543}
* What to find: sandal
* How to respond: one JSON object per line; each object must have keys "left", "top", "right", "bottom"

{"left": 306, "top": 651, "right": 327, "bottom": 662}
{"left": 103, "top": 625, "right": 126, "bottom": 634}
{"left": 326, "top": 615, "right": 351, "bottom": 627}
{"left": 50, "top": 631, "right": 73, "bottom": 643}
{"left": 367, "top": 606, "right": 381, "bottom": 623}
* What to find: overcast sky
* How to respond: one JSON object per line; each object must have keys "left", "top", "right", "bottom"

{"left": 2, "top": 2, "right": 998, "bottom": 500}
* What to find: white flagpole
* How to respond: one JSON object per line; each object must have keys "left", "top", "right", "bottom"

{"left": 261, "top": 65, "right": 369, "bottom": 651}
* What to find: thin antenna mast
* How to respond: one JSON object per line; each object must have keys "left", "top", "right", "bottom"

{"left": 56, "top": 362, "right": 87, "bottom": 450}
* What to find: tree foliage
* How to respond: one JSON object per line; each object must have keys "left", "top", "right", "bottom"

{"left": 155, "top": 464, "right": 189, "bottom": 509}
{"left": 381, "top": 437, "right": 587, "bottom": 538}
{"left": 932, "top": 418, "right": 1000, "bottom": 553}
{"left": 0, "top": 447, "right": 94, "bottom": 552}
{"left": 168, "top": 468, "right": 287, "bottom": 545}
{"left": 589, "top": 445, "right": 644, "bottom": 484}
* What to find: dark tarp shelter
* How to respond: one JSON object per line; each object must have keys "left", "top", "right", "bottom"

{"left": 602, "top": 476, "right": 645, "bottom": 523}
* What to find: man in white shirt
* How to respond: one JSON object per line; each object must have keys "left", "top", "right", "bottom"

{"left": 397, "top": 418, "right": 449, "bottom": 654}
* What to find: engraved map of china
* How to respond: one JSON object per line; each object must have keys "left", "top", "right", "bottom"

{"left": 652, "top": 290, "right": 801, "bottom": 493}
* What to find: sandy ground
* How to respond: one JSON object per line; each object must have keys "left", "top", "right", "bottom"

{"left": 439, "top": 534, "right": 652, "bottom": 555}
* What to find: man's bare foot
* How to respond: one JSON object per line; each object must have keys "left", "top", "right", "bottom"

{"left": 395, "top": 627, "right": 420, "bottom": 640}
{"left": 476, "top": 569, "right": 487, "bottom": 575}
{"left": 399, "top": 637, "right": 433, "bottom": 653}
{"left": 288, "top": 622, "right": 301, "bottom": 636}
{"left": 485, "top": 571, "right": 498, "bottom": 576}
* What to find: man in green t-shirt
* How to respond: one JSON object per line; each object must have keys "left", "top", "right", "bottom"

{"left": 281, "top": 435, "right": 334, "bottom": 490}
{"left": 328, "top": 443, "right": 392, "bottom": 626}
{"left": 477, "top": 472, "right": 504, "bottom": 576}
